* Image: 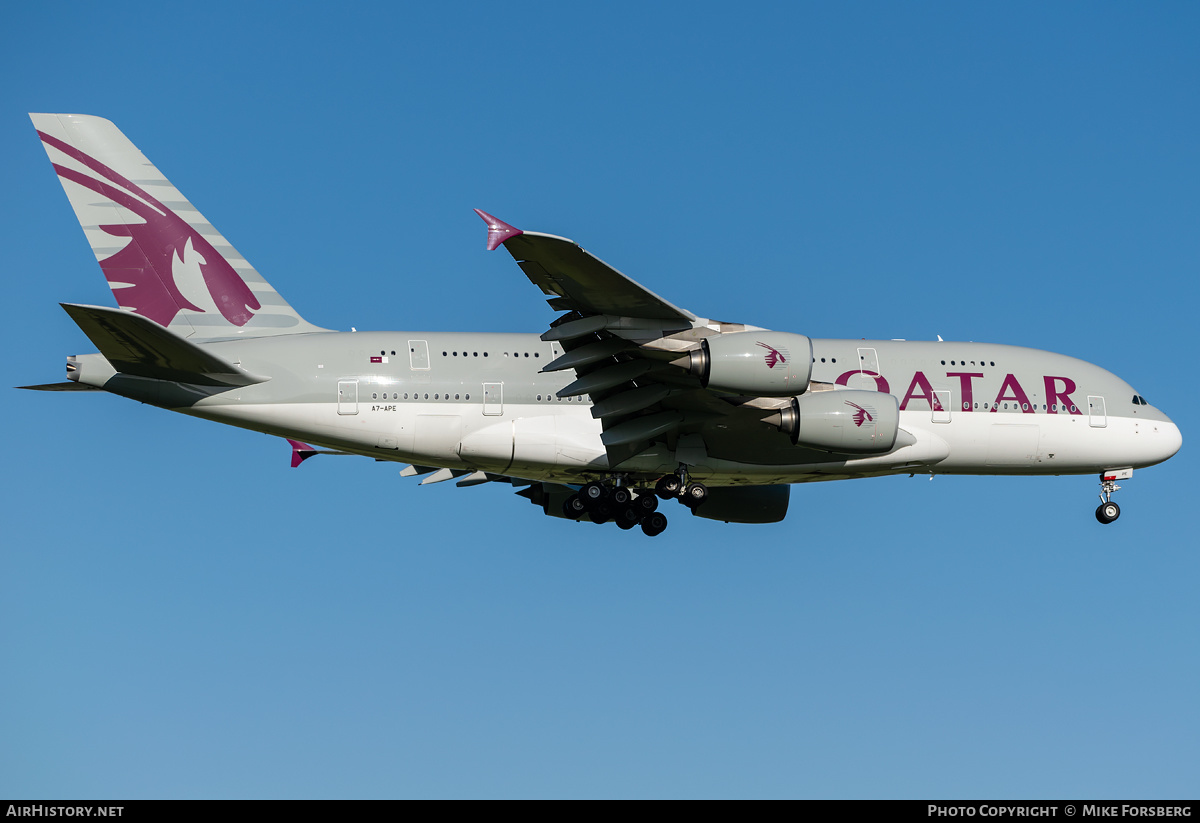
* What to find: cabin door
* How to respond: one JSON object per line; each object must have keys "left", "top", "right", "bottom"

{"left": 337, "top": 380, "right": 358, "bottom": 415}
{"left": 857, "top": 347, "right": 879, "bottom": 374}
{"left": 408, "top": 340, "right": 430, "bottom": 370}
{"left": 932, "top": 390, "right": 952, "bottom": 423}
{"left": 483, "top": 383, "right": 503, "bottom": 416}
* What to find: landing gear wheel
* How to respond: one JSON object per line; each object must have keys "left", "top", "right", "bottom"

{"left": 682, "top": 482, "right": 709, "bottom": 509}
{"left": 589, "top": 501, "right": 613, "bottom": 525}
{"left": 634, "top": 493, "right": 659, "bottom": 516}
{"left": 655, "top": 475, "right": 682, "bottom": 499}
{"left": 641, "top": 511, "right": 668, "bottom": 537}
{"left": 615, "top": 504, "right": 641, "bottom": 530}
{"left": 611, "top": 487, "right": 632, "bottom": 506}
{"left": 581, "top": 482, "right": 608, "bottom": 504}
{"left": 563, "top": 494, "right": 587, "bottom": 520}
{"left": 1096, "top": 501, "right": 1120, "bottom": 524}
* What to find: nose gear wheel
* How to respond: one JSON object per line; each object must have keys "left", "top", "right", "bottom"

{"left": 1095, "top": 473, "right": 1124, "bottom": 525}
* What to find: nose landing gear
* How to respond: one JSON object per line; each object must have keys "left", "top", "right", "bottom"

{"left": 1095, "top": 469, "right": 1132, "bottom": 525}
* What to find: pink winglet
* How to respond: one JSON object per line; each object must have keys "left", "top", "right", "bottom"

{"left": 473, "top": 209, "right": 523, "bottom": 251}
{"left": 287, "top": 438, "right": 317, "bottom": 468}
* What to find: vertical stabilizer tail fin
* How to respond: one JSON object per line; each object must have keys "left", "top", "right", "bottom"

{"left": 31, "top": 113, "right": 326, "bottom": 339}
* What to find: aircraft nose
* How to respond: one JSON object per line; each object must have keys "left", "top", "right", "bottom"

{"left": 1149, "top": 417, "right": 1183, "bottom": 465}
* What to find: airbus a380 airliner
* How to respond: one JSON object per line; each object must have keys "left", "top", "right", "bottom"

{"left": 24, "top": 114, "right": 1182, "bottom": 536}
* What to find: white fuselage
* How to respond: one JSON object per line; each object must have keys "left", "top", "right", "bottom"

{"left": 82, "top": 332, "right": 1177, "bottom": 487}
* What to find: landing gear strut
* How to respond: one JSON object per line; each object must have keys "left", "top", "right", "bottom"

{"left": 1095, "top": 471, "right": 1125, "bottom": 525}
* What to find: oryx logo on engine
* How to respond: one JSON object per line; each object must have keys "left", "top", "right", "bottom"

{"left": 757, "top": 341, "right": 787, "bottom": 369}
{"left": 845, "top": 400, "right": 874, "bottom": 428}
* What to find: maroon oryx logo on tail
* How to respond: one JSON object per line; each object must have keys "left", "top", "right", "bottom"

{"left": 757, "top": 341, "right": 787, "bottom": 369}
{"left": 845, "top": 400, "right": 875, "bottom": 428}
{"left": 37, "top": 130, "right": 260, "bottom": 329}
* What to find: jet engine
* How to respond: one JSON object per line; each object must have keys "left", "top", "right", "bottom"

{"left": 774, "top": 389, "right": 900, "bottom": 454}
{"left": 688, "top": 331, "right": 813, "bottom": 396}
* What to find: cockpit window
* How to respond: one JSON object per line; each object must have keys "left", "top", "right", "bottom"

{"left": 1132, "top": 394, "right": 1149, "bottom": 406}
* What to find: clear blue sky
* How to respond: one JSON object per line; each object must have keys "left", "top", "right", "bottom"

{"left": 2, "top": 1, "right": 1196, "bottom": 799}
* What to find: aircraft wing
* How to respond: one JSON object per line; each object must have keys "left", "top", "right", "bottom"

{"left": 482, "top": 214, "right": 696, "bottom": 323}
{"left": 476, "top": 211, "right": 785, "bottom": 469}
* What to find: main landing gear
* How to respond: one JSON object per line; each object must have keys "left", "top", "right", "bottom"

{"left": 561, "top": 468, "right": 709, "bottom": 537}
{"left": 563, "top": 478, "right": 667, "bottom": 536}
{"left": 1095, "top": 470, "right": 1127, "bottom": 525}
{"left": 656, "top": 464, "right": 709, "bottom": 506}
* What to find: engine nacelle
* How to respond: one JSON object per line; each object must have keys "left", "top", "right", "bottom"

{"left": 689, "top": 331, "right": 813, "bottom": 397}
{"left": 777, "top": 389, "right": 900, "bottom": 454}
{"left": 690, "top": 485, "right": 791, "bottom": 524}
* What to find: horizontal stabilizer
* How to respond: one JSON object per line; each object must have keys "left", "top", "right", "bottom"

{"left": 17, "top": 381, "right": 101, "bottom": 391}
{"left": 61, "top": 303, "right": 266, "bottom": 387}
